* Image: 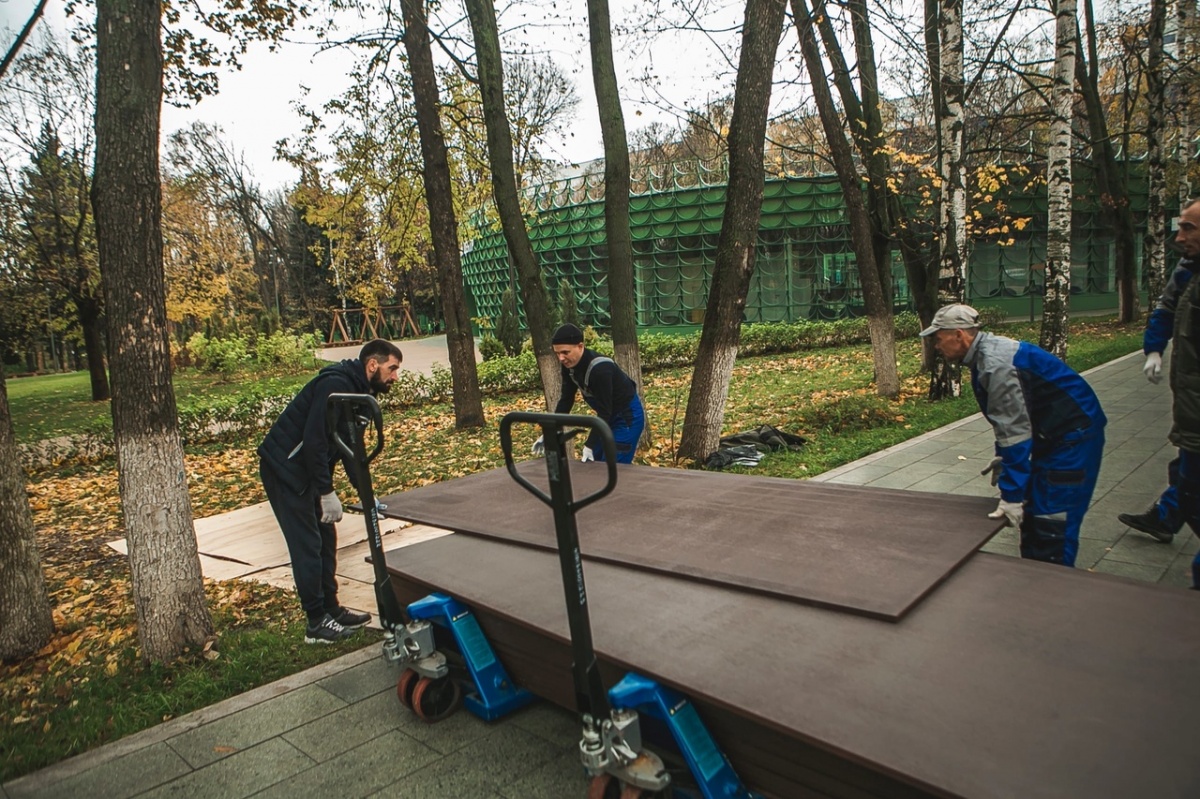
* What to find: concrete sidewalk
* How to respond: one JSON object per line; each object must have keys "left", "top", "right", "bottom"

{"left": 5, "top": 349, "right": 1193, "bottom": 799}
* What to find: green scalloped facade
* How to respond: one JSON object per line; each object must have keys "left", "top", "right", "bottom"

{"left": 461, "top": 162, "right": 1161, "bottom": 332}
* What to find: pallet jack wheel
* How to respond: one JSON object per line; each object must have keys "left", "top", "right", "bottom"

{"left": 586, "top": 774, "right": 620, "bottom": 799}
{"left": 410, "top": 675, "right": 462, "bottom": 723}
{"left": 396, "top": 669, "right": 419, "bottom": 709}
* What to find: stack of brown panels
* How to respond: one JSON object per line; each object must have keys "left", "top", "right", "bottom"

{"left": 379, "top": 463, "right": 1200, "bottom": 798}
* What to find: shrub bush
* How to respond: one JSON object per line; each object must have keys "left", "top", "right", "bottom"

{"left": 254, "top": 330, "right": 322, "bottom": 371}
{"left": 559, "top": 279, "right": 580, "bottom": 329}
{"left": 188, "top": 332, "right": 249, "bottom": 378}
{"left": 495, "top": 288, "right": 523, "bottom": 357}
{"left": 479, "top": 334, "right": 506, "bottom": 362}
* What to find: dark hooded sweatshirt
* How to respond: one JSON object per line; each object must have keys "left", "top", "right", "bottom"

{"left": 257, "top": 359, "right": 370, "bottom": 496}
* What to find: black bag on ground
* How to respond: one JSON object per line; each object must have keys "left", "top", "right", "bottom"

{"left": 717, "top": 424, "right": 806, "bottom": 453}
{"left": 703, "top": 445, "right": 764, "bottom": 471}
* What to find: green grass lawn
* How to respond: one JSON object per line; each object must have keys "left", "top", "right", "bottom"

{"left": 6, "top": 370, "right": 314, "bottom": 443}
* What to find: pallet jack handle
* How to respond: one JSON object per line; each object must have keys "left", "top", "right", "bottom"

{"left": 498, "top": 412, "right": 617, "bottom": 722}
{"left": 327, "top": 393, "right": 407, "bottom": 631}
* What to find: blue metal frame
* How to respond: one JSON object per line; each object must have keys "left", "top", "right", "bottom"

{"left": 609, "top": 672, "right": 761, "bottom": 799}
{"left": 407, "top": 592, "right": 535, "bottom": 721}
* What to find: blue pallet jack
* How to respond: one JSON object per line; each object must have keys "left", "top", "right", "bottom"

{"left": 499, "top": 411, "right": 761, "bottom": 799}
{"left": 328, "top": 393, "right": 533, "bottom": 723}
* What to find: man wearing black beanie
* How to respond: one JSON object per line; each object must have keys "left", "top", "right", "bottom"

{"left": 533, "top": 323, "right": 644, "bottom": 463}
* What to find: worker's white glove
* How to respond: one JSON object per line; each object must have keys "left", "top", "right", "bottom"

{"left": 980, "top": 456, "right": 1004, "bottom": 487}
{"left": 319, "top": 492, "right": 343, "bottom": 524}
{"left": 531, "top": 435, "right": 545, "bottom": 456}
{"left": 987, "top": 499, "right": 1024, "bottom": 529}
{"left": 1144, "top": 352, "right": 1163, "bottom": 384}
{"left": 581, "top": 446, "right": 595, "bottom": 463}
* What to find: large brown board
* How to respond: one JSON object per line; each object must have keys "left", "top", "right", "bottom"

{"left": 379, "top": 462, "right": 1002, "bottom": 620}
{"left": 383, "top": 534, "right": 1200, "bottom": 799}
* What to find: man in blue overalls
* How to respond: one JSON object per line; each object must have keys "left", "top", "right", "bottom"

{"left": 922, "top": 305, "right": 1107, "bottom": 567}
{"left": 534, "top": 323, "right": 645, "bottom": 463}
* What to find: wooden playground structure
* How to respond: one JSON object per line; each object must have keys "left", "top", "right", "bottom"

{"left": 327, "top": 305, "right": 422, "bottom": 345}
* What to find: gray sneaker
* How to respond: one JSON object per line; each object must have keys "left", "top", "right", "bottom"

{"left": 304, "top": 613, "right": 352, "bottom": 644}
{"left": 331, "top": 607, "right": 371, "bottom": 630}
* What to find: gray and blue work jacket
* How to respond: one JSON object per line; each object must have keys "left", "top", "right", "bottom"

{"left": 964, "top": 332, "right": 1107, "bottom": 504}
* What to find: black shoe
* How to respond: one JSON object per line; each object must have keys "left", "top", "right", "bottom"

{"left": 305, "top": 613, "right": 352, "bottom": 644}
{"left": 1117, "top": 509, "right": 1175, "bottom": 543}
{"left": 330, "top": 606, "right": 371, "bottom": 630}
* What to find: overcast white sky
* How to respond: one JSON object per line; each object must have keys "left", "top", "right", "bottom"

{"left": 0, "top": 0, "right": 750, "bottom": 193}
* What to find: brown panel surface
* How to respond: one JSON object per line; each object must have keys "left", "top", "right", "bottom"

{"left": 379, "top": 462, "right": 1002, "bottom": 620}
{"left": 384, "top": 534, "right": 1200, "bottom": 799}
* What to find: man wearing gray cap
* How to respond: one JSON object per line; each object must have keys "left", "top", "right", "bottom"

{"left": 921, "top": 304, "right": 1107, "bottom": 568}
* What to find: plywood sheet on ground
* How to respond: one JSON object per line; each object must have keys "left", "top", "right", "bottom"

{"left": 106, "top": 502, "right": 411, "bottom": 576}
{"left": 383, "top": 534, "right": 1200, "bottom": 799}
{"left": 379, "top": 463, "right": 1001, "bottom": 620}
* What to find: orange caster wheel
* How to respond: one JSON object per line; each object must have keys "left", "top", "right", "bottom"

{"left": 410, "top": 675, "right": 462, "bottom": 722}
{"left": 587, "top": 774, "right": 620, "bottom": 799}
{"left": 396, "top": 669, "right": 419, "bottom": 709}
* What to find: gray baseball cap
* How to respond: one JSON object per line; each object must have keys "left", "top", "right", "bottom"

{"left": 919, "top": 304, "right": 980, "bottom": 337}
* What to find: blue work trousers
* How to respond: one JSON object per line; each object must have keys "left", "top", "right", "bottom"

{"left": 1020, "top": 429, "right": 1105, "bottom": 567}
{"left": 1148, "top": 458, "right": 1183, "bottom": 531}
{"left": 585, "top": 394, "right": 645, "bottom": 464}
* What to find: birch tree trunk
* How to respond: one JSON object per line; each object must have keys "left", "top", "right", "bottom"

{"left": 94, "top": 0, "right": 214, "bottom": 663}
{"left": 0, "top": 365, "right": 54, "bottom": 661}
{"left": 400, "top": 0, "right": 484, "bottom": 429}
{"left": 586, "top": 0, "right": 642, "bottom": 396}
{"left": 925, "top": 0, "right": 966, "bottom": 398}
{"left": 1144, "top": 0, "right": 1169, "bottom": 306}
{"left": 676, "top": 0, "right": 787, "bottom": 461}
{"left": 1178, "top": 0, "right": 1195, "bottom": 206}
{"left": 1039, "top": 0, "right": 1077, "bottom": 359}
{"left": 463, "top": 0, "right": 560, "bottom": 409}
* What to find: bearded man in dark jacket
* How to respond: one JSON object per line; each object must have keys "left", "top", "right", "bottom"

{"left": 258, "top": 338, "right": 402, "bottom": 643}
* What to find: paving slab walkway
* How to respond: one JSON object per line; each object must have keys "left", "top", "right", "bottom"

{"left": 6, "top": 347, "right": 1193, "bottom": 799}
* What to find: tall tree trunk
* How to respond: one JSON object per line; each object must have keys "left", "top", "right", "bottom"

{"left": 94, "top": 0, "right": 213, "bottom": 664}
{"left": 1145, "top": 0, "right": 1169, "bottom": 306}
{"left": 924, "top": 0, "right": 966, "bottom": 398}
{"left": 795, "top": 0, "right": 899, "bottom": 397}
{"left": 463, "top": 0, "right": 559, "bottom": 409}
{"left": 401, "top": 0, "right": 485, "bottom": 429}
{"left": 1178, "top": 0, "right": 1195, "bottom": 206}
{"left": 1076, "top": 2, "right": 1137, "bottom": 323}
{"left": 587, "top": 0, "right": 642, "bottom": 397}
{"left": 1039, "top": 0, "right": 1077, "bottom": 359}
{"left": 76, "top": 294, "right": 110, "bottom": 401}
{"left": 0, "top": 365, "right": 54, "bottom": 661}
{"left": 676, "top": 0, "right": 786, "bottom": 461}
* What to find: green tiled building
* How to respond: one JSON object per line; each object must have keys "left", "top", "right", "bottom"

{"left": 462, "top": 160, "right": 1162, "bottom": 333}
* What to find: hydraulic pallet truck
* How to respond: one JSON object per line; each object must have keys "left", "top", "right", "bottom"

{"left": 327, "top": 393, "right": 533, "bottom": 723}
{"left": 499, "top": 411, "right": 761, "bottom": 799}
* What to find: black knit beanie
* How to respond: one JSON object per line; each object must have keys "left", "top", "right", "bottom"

{"left": 551, "top": 323, "right": 584, "bottom": 345}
